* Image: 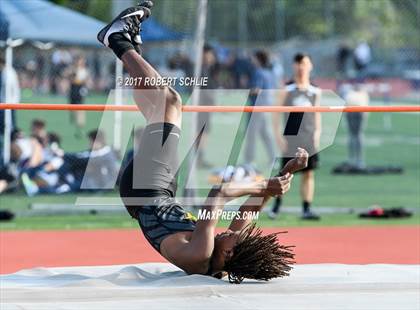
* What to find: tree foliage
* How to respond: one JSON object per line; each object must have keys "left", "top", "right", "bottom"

{"left": 50, "top": 0, "right": 111, "bottom": 22}
{"left": 48, "top": 0, "right": 418, "bottom": 47}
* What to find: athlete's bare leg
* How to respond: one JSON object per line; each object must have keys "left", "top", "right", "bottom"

{"left": 301, "top": 170, "right": 314, "bottom": 203}
{"left": 96, "top": 2, "right": 181, "bottom": 127}
{"left": 120, "top": 50, "right": 182, "bottom": 128}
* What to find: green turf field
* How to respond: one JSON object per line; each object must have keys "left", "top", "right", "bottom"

{"left": 0, "top": 92, "right": 419, "bottom": 230}
{"left": 1, "top": 213, "right": 419, "bottom": 230}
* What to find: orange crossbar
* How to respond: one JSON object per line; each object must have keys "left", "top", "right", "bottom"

{"left": 0, "top": 103, "right": 419, "bottom": 113}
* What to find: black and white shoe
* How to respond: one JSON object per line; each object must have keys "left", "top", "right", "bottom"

{"left": 268, "top": 211, "right": 279, "bottom": 220}
{"left": 97, "top": 1, "right": 153, "bottom": 50}
{"left": 301, "top": 210, "right": 321, "bottom": 220}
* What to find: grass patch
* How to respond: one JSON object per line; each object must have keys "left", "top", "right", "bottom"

{"left": 1, "top": 212, "right": 418, "bottom": 231}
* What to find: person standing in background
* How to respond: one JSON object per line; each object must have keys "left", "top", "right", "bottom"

{"left": 0, "top": 55, "right": 21, "bottom": 168}
{"left": 353, "top": 41, "right": 371, "bottom": 81}
{"left": 337, "top": 43, "right": 352, "bottom": 80}
{"left": 36, "top": 52, "right": 45, "bottom": 92}
{"left": 196, "top": 44, "right": 219, "bottom": 168}
{"left": 160, "top": 56, "right": 186, "bottom": 94}
{"left": 343, "top": 82, "right": 370, "bottom": 169}
{"left": 92, "top": 51, "right": 101, "bottom": 91}
{"left": 270, "top": 53, "right": 321, "bottom": 220}
{"left": 50, "top": 49, "right": 72, "bottom": 95}
{"left": 67, "top": 56, "right": 90, "bottom": 138}
{"left": 228, "top": 50, "right": 253, "bottom": 89}
{"left": 244, "top": 50, "right": 276, "bottom": 168}
{"left": 271, "top": 53, "right": 284, "bottom": 89}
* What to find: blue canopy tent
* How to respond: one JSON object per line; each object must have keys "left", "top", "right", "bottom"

{"left": 141, "top": 18, "right": 184, "bottom": 42}
{"left": 0, "top": 0, "right": 105, "bottom": 46}
{"left": 0, "top": 0, "right": 184, "bottom": 45}
{"left": 0, "top": 10, "right": 9, "bottom": 41}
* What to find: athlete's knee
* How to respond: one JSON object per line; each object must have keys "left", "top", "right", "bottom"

{"left": 165, "top": 87, "right": 182, "bottom": 112}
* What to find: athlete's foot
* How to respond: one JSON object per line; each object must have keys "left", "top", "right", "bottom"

{"left": 268, "top": 211, "right": 278, "bottom": 220}
{"left": 130, "top": 1, "right": 153, "bottom": 54}
{"left": 301, "top": 210, "right": 321, "bottom": 220}
{"left": 21, "top": 173, "right": 39, "bottom": 197}
{"left": 97, "top": 1, "right": 153, "bottom": 57}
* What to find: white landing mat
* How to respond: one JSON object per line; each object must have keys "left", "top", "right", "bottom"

{"left": 1, "top": 263, "right": 419, "bottom": 310}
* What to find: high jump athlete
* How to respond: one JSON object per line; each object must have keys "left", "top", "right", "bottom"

{"left": 98, "top": 1, "right": 309, "bottom": 283}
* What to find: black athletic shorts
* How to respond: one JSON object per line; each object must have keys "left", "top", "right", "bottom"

{"left": 69, "top": 84, "right": 85, "bottom": 104}
{"left": 281, "top": 153, "right": 319, "bottom": 172}
{"left": 119, "top": 122, "right": 196, "bottom": 252}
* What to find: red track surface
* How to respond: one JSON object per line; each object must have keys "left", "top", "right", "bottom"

{"left": 1, "top": 226, "right": 419, "bottom": 274}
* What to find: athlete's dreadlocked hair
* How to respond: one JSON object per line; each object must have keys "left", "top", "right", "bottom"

{"left": 223, "top": 223, "right": 295, "bottom": 284}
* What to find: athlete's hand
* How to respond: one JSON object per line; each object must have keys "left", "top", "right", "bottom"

{"left": 264, "top": 173, "right": 293, "bottom": 197}
{"left": 281, "top": 148, "right": 309, "bottom": 175}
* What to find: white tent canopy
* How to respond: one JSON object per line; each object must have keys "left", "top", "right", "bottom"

{"left": 0, "top": 0, "right": 105, "bottom": 46}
